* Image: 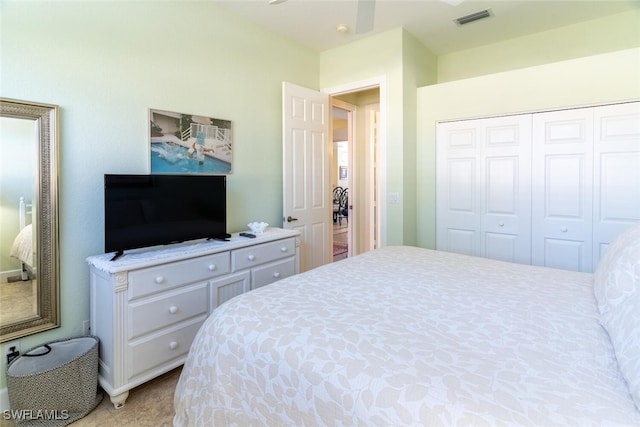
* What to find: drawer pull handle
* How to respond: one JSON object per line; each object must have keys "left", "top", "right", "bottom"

{"left": 208, "top": 264, "right": 216, "bottom": 271}
{"left": 561, "top": 227, "right": 568, "bottom": 232}
{"left": 247, "top": 254, "right": 256, "bottom": 261}
{"left": 169, "top": 341, "right": 179, "bottom": 350}
{"left": 154, "top": 276, "right": 165, "bottom": 284}
{"left": 273, "top": 272, "right": 281, "bottom": 279}
{"left": 280, "top": 247, "right": 288, "bottom": 253}
{"left": 169, "top": 306, "right": 178, "bottom": 314}
{"left": 498, "top": 223, "right": 504, "bottom": 227}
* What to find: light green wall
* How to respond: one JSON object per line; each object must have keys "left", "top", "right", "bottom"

{"left": 0, "top": 1, "right": 318, "bottom": 387}
{"left": 320, "top": 28, "right": 437, "bottom": 245}
{"left": 321, "top": 29, "right": 404, "bottom": 245}
{"left": 2, "top": 0, "right": 638, "bottom": 393}
{"left": 417, "top": 48, "right": 640, "bottom": 249}
{"left": 402, "top": 31, "right": 438, "bottom": 244}
{"left": 438, "top": 9, "right": 640, "bottom": 82}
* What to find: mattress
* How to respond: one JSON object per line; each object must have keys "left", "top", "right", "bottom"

{"left": 174, "top": 246, "right": 640, "bottom": 426}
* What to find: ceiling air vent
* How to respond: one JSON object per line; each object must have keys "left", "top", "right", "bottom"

{"left": 455, "top": 9, "right": 492, "bottom": 26}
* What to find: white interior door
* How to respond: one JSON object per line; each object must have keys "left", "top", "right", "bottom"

{"left": 436, "top": 115, "right": 531, "bottom": 263}
{"left": 282, "top": 82, "right": 331, "bottom": 272}
{"left": 593, "top": 101, "right": 640, "bottom": 267}
{"left": 532, "top": 108, "right": 594, "bottom": 272}
{"left": 436, "top": 119, "right": 482, "bottom": 256}
{"left": 532, "top": 101, "right": 640, "bottom": 272}
{"left": 481, "top": 115, "right": 532, "bottom": 264}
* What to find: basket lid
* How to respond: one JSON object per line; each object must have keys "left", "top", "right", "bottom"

{"left": 7, "top": 337, "right": 98, "bottom": 376}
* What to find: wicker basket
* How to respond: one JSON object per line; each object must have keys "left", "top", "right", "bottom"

{"left": 6, "top": 336, "right": 103, "bottom": 426}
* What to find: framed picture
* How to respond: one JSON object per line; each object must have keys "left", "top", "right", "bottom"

{"left": 149, "top": 108, "right": 232, "bottom": 174}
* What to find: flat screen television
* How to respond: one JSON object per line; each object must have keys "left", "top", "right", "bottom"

{"left": 105, "top": 174, "right": 228, "bottom": 259}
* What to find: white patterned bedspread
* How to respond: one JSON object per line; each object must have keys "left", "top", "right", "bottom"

{"left": 10, "top": 223, "right": 33, "bottom": 267}
{"left": 174, "top": 246, "right": 640, "bottom": 426}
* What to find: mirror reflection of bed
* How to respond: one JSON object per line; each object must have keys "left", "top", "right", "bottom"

{"left": 1, "top": 196, "right": 38, "bottom": 326}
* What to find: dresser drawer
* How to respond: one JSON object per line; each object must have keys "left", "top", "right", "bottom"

{"left": 251, "top": 257, "right": 296, "bottom": 290}
{"left": 129, "top": 252, "right": 230, "bottom": 299}
{"left": 232, "top": 238, "right": 295, "bottom": 271}
{"left": 128, "top": 283, "right": 208, "bottom": 339}
{"left": 129, "top": 319, "right": 203, "bottom": 379}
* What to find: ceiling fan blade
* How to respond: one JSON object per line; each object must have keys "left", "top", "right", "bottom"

{"left": 355, "top": 0, "right": 375, "bottom": 34}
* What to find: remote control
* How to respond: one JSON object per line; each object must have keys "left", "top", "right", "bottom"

{"left": 239, "top": 232, "right": 256, "bottom": 238}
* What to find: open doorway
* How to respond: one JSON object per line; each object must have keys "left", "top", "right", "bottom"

{"left": 331, "top": 88, "right": 380, "bottom": 262}
{"left": 331, "top": 103, "right": 351, "bottom": 261}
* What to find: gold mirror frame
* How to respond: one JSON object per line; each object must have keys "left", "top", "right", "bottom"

{"left": 1, "top": 98, "right": 60, "bottom": 342}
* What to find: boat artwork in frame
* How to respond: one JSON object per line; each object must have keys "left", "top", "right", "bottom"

{"left": 149, "top": 108, "right": 232, "bottom": 174}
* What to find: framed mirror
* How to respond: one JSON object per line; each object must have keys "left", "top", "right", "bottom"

{"left": 0, "top": 98, "right": 60, "bottom": 342}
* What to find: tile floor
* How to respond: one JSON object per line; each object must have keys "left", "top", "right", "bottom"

{"left": 333, "top": 222, "right": 348, "bottom": 261}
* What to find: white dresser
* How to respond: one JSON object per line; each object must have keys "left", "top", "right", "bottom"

{"left": 87, "top": 228, "right": 300, "bottom": 408}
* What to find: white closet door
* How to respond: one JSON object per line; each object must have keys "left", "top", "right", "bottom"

{"left": 481, "top": 115, "right": 532, "bottom": 264}
{"left": 532, "top": 108, "right": 594, "bottom": 272}
{"left": 436, "top": 119, "right": 482, "bottom": 256}
{"left": 593, "top": 102, "right": 640, "bottom": 268}
{"left": 437, "top": 115, "right": 532, "bottom": 263}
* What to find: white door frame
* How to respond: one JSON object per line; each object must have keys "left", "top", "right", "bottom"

{"left": 364, "top": 103, "right": 380, "bottom": 251}
{"left": 324, "top": 76, "right": 387, "bottom": 248}
{"left": 332, "top": 98, "right": 356, "bottom": 257}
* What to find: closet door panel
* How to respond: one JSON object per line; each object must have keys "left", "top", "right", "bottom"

{"left": 484, "top": 233, "right": 518, "bottom": 262}
{"left": 545, "top": 156, "right": 584, "bottom": 218}
{"left": 532, "top": 109, "right": 593, "bottom": 272}
{"left": 598, "top": 154, "right": 640, "bottom": 221}
{"left": 443, "top": 158, "right": 479, "bottom": 255}
{"left": 448, "top": 158, "right": 476, "bottom": 212}
{"left": 482, "top": 156, "right": 524, "bottom": 262}
{"left": 542, "top": 238, "right": 587, "bottom": 272}
{"left": 443, "top": 158, "right": 478, "bottom": 255}
{"left": 593, "top": 102, "right": 640, "bottom": 266}
{"left": 436, "top": 120, "right": 482, "bottom": 255}
{"left": 481, "top": 116, "right": 532, "bottom": 264}
{"left": 445, "top": 229, "right": 477, "bottom": 256}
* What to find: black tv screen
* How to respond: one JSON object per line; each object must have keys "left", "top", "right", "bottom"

{"left": 105, "top": 174, "right": 227, "bottom": 256}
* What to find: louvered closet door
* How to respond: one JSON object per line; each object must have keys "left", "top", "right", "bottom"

{"left": 532, "top": 108, "right": 594, "bottom": 272}
{"left": 593, "top": 102, "right": 640, "bottom": 268}
{"left": 437, "top": 115, "right": 532, "bottom": 263}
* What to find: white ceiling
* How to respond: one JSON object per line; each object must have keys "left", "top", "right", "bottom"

{"left": 218, "top": 0, "right": 638, "bottom": 55}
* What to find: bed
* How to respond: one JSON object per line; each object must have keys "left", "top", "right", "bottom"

{"left": 10, "top": 197, "right": 36, "bottom": 280}
{"left": 174, "top": 223, "right": 640, "bottom": 426}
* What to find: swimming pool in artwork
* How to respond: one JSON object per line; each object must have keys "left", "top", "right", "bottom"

{"left": 151, "top": 142, "right": 231, "bottom": 174}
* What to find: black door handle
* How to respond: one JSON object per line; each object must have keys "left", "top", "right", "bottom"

{"left": 286, "top": 216, "right": 298, "bottom": 222}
